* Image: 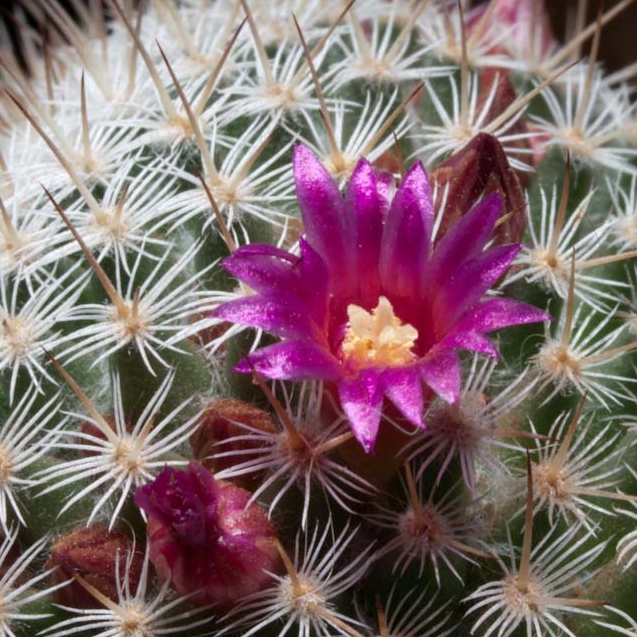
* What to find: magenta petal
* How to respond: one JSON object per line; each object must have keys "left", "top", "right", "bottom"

{"left": 419, "top": 349, "right": 461, "bottom": 403}
{"left": 379, "top": 367, "right": 424, "bottom": 429}
{"left": 214, "top": 295, "right": 319, "bottom": 340}
{"left": 374, "top": 171, "right": 395, "bottom": 212}
{"left": 456, "top": 297, "right": 550, "bottom": 333}
{"left": 379, "top": 161, "right": 433, "bottom": 299}
{"left": 223, "top": 240, "right": 330, "bottom": 327}
{"left": 458, "top": 243, "right": 521, "bottom": 295}
{"left": 428, "top": 192, "right": 501, "bottom": 290}
{"left": 221, "top": 246, "right": 301, "bottom": 295}
{"left": 432, "top": 244, "right": 521, "bottom": 329}
{"left": 338, "top": 371, "right": 384, "bottom": 452}
{"left": 346, "top": 158, "right": 384, "bottom": 305}
{"left": 293, "top": 145, "right": 351, "bottom": 274}
{"left": 441, "top": 331, "right": 499, "bottom": 358}
{"left": 224, "top": 243, "right": 296, "bottom": 261}
{"left": 298, "top": 237, "right": 330, "bottom": 327}
{"left": 236, "top": 341, "right": 342, "bottom": 380}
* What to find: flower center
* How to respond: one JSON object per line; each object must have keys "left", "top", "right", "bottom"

{"left": 340, "top": 296, "right": 418, "bottom": 368}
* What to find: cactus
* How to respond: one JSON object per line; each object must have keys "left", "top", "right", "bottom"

{"left": 1, "top": 0, "right": 637, "bottom": 635}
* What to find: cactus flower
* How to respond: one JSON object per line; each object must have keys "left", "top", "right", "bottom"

{"left": 215, "top": 145, "right": 548, "bottom": 452}
{"left": 134, "top": 462, "right": 280, "bottom": 610}
{"left": 467, "top": 0, "right": 557, "bottom": 67}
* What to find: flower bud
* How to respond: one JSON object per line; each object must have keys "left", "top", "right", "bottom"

{"left": 477, "top": 69, "right": 531, "bottom": 182}
{"left": 135, "top": 462, "right": 280, "bottom": 610}
{"left": 190, "top": 398, "right": 276, "bottom": 482}
{"left": 46, "top": 524, "right": 143, "bottom": 608}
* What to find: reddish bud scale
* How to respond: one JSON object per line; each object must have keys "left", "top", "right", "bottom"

{"left": 190, "top": 398, "right": 276, "bottom": 483}
{"left": 188, "top": 315, "right": 232, "bottom": 351}
{"left": 372, "top": 149, "right": 403, "bottom": 176}
{"left": 0, "top": 534, "right": 21, "bottom": 581}
{"left": 46, "top": 525, "right": 143, "bottom": 608}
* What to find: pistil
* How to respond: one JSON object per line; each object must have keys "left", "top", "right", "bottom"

{"left": 341, "top": 296, "right": 418, "bottom": 367}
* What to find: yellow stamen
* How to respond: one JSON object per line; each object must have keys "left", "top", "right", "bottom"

{"left": 341, "top": 296, "right": 418, "bottom": 368}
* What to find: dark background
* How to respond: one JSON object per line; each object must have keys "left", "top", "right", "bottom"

{"left": 546, "top": 0, "right": 637, "bottom": 73}
{"left": 0, "top": 1, "right": 636, "bottom": 75}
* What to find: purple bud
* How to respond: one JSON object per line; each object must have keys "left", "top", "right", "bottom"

{"left": 135, "top": 462, "right": 280, "bottom": 609}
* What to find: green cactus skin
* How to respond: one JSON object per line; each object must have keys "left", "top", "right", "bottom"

{"left": 0, "top": 1, "right": 636, "bottom": 636}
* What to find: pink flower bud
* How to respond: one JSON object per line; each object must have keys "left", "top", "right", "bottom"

{"left": 46, "top": 524, "right": 143, "bottom": 608}
{"left": 135, "top": 462, "right": 280, "bottom": 610}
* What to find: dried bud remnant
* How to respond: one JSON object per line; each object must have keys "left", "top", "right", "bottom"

{"left": 46, "top": 524, "right": 143, "bottom": 609}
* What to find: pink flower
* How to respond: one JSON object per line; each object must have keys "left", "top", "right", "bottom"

{"left": 467, "top": 0, "right": 556, "bottom": 63}
{"left": 134, "top": 462, "right": 280, "bottom": 610}
{"left": 215, "top": 145, "right": 547, "bottom": 452}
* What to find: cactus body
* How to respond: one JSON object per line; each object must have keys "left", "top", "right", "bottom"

{"left": 0, "top": 1, "right": 636, "bottom": 636}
